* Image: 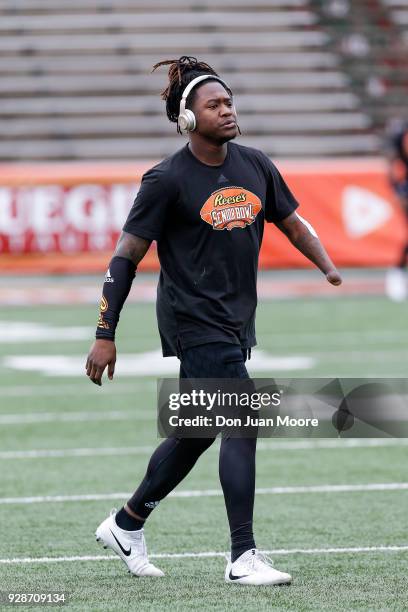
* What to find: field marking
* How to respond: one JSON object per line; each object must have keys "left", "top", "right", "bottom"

{"left": 1, "top": 483, "right": 407, "bottom": 505}
{"left": 1, "top": 321, "right": 406, "bottom": 347}
{"left": 262, "top": 329, "right": 408, "bottom": 347}
{"left": 1, "top": 545, "right": 407, "bottom": 565}
{"left": 0, "top": 410, "right": 154, "bottom": 425}
{"left": 1, "top": 438, "right": 408, "bottom": 460}
{"left": 0, "top": 382, "right": 156, "bottom": 397}
{"left": 0, "top": 321, "right": 93, "bottom": 344}
{"left": 2, "top": 351, "right": 315, "bottom": 377}
{"left": 1, "top": 372, "right": 405, "bottom": 398}
{"left": 308, "top": 349, "right": 408, "bottom": 361}
{"left": 0, "top": 446, "right": 155, "bottom": 459}
{"left": 4, "top": 348, "right": 408, "bottom": 380}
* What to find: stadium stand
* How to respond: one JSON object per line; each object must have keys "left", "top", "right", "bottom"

{"left": 315, "top": 0, "right": 408, "bottom": 140}
{"left": 0, "top": 0, "right": 407, "bottom": 160}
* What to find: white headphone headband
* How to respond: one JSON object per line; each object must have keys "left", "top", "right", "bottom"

{"left": 177, "top": 74, "right": 230, "bottom": 133}
{"left": 180, "top": 74, "right": 228, "bottom": 105}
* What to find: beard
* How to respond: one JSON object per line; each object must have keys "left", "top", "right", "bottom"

{"left": 218, "top": 131, "right": 237, "bottom": 144}
{"left": 208, "top": 126, "right": 238, "bottom": 145}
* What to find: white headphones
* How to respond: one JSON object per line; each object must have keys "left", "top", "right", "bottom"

{"left": 177, "top": 74, "right": 230, "bottom": 133}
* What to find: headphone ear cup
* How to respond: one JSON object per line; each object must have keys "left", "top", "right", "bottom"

{"left": 178, "top": 109, "right": 196, "bottom": 132}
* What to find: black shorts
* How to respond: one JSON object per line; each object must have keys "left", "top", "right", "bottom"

{"left": 178, "top": 342, "right": 256, "bottom": 437}
{"left": 179, "top": 341, "right": 249, "bottom": 379}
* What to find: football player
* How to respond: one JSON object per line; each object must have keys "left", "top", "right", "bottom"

{"left": 87, "top": 56, "right": 342, "bottom": 585}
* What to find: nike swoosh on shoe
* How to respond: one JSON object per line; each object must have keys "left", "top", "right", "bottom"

{"left": 229, "top": 570, "right": 250, "bottom": 581}
{"left": 110, "top": 529, "right": 131, "bottom": 556}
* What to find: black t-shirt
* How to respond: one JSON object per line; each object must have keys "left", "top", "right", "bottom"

{"left": 123, "top": 142, "right": 299, "bottom": 356}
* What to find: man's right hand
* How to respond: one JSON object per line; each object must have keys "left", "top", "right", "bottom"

{"left": 86, "top": 339, "right": 117, "bottom": 386}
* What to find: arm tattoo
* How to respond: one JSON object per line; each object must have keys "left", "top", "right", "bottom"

{"left": 114, "top": 231, "right": 151, "bottom": 266}
{"left": 277, "top": 213, "right": 335, "bottom": 275}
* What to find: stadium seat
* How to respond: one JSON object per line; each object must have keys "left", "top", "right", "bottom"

{"left": 0, "top": 0, "right": 406, "bottom": 160}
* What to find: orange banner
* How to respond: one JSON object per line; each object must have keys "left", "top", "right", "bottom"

{"left": 0, "top": 159, "right": 406, "bottom": 274}
{"left": 260, "top": 159, "right": 407, "bottom": 268}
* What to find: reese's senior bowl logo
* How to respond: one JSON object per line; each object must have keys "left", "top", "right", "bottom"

{"left": 200, "top": 187, "right": 262, "bottom": 231}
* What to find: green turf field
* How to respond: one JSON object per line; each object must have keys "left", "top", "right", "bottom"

{"left": 0, "top": 293, "right": 407, "bottom": 611}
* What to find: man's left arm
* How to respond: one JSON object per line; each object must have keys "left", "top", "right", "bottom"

{"left": 276, "top": 212, "right": 342, "bottom": 286}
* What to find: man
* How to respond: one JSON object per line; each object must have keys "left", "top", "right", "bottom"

{"left": 86, "top": 56, "right": 342, "bottom": 585}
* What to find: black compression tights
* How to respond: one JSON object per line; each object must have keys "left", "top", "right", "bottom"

{"left": 127, "top": 436, "right": 256, "bottom": 560}
{"left": 127, "top": 342, "right": 257, "bottom": 560}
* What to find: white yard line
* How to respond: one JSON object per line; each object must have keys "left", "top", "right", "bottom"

{"left": 0, "top": 483, "right": 407, "bottom": 505}
{"left": 2, "top": 348, "right": 408, "bottom": 380}
{"left": 0, "top": 545, "right": 407, "bottom": 565}
{"left": 1, "top": 438, "right": 407, "bottom": 459}
{"left": 0, "top": 410, "right": 154, "bottom": 425}
{"left": 0, "top": 382, "right": 156, "bottom": 397}
{"left": 2, "top": 351, "right": 314, "bottom": 376}
{"left": 262, "top": 330, "right": 408, "bottom": 346}
{"left": 257, "top": 439, "right": 408, "bottom": 450}
{"left": 0, "top": 446, "right": 155, "bottom": 459}
{"left": 1, "top": 327, "right": 406, "bottom": 347}
{"left": 307, "top": 349, "right": 408, "bottom": 361}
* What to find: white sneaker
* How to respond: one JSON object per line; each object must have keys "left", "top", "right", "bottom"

{"left": 385, "top": 267, "right": 407, "bottom": 302}
{"left": 95, "top": 509, "right": 164, "bottom": 577}
{"left": 225, "top": 549, "right": 292, "bottom": 586}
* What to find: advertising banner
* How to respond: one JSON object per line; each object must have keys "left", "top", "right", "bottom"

{"left": 0, "top": 160, "right": 405, "bottom": 273}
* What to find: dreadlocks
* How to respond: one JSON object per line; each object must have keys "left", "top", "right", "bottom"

{"left": 152, "top": 56, "right": 231, "bottom": 133}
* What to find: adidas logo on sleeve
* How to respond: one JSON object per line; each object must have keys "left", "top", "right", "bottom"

{"left": 104, "top": 268, "right": 114, "bottom": 283}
